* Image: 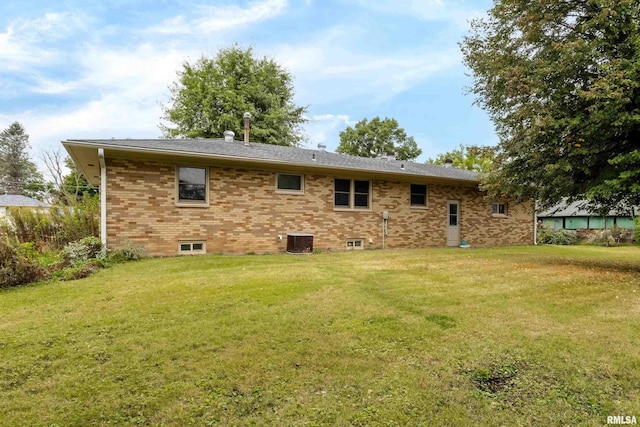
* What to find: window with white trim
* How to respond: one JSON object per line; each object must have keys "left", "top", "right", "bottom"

{"left": 492, "top": 203, "right": 508, "bottom": 216}
{"left": 346, "top": 239, "right": 364, "bottom": 250}
{"left": 334, "top": 179, "right": 370, "bottom": 209}
{"left": 410, "top": 184, "right": 428, "bottom": 207}
{"left": 276, "top": 173, "right": 304, "bottom": 194}
{"left": 177, "top": 166, "right": 208, "bottom": 205}
{"left": 179, "top": 241, "right": 206, "bottom": 254}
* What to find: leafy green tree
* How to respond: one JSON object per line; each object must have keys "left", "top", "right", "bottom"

{"left": 428, "top": 144, "right": 497, "bottom": 174}
{"left": 0, "top": 122, "right": 46, "bottom": 199}
{"left": 337, "top": 117, "right": 422, "bottom": 161}
{"left": 461, "top": 0, "right": 640, "bottom": 210}
{"left": 160, "top": 45, "right": 308, "bottom": 146}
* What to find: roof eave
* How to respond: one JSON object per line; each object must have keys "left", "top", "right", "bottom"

{"left": 62, "top": 140, "right": 480, "bottom": 187}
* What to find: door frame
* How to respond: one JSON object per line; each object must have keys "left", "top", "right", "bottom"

{"left": 447, "top": 200, "right": 460, "bottom": 247}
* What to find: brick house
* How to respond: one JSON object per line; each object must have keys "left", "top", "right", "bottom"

{"left": 62, "top": 138, "right": 534, "bottom": 256}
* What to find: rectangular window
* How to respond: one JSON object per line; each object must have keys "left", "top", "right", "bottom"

{"left": 346, "top": 239, "right": 364, "bottom": 250}
{"left": 334, "top": 179, "right": 351, "bottom": 207}
{"left": 354, "top": 180, "right": 370, "bottom": 208}
{"left": 492, "top": 203, "right": 507, "bottom": 216}
{"left": 179, "top": 241, "right": 206, "bottom": 254}
{"left": 410, "top": 184, "right": 427, "bottom": 207}
{"left": 276, "top": 173, "right": 304, "bottom": 193}
{"left": 334, "top": 179, "right": 370, "bottom": 210}
{"left": 177, "top": 166, "right": 208, "bottom": 205}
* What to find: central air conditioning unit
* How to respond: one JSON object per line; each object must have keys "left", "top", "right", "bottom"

{"left": 286, "top": 233, "right": 314, "bottom": 254}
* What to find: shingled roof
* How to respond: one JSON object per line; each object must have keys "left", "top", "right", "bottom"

{"left": 0, "top": 194, "right": 50, "bottom": 208}
{"left": 62, "top": 138, "right": 479, "bottom": 185}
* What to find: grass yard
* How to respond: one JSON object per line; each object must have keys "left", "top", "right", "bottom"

{"left": 1, "top": 245, "right": 639, "bottom": 426}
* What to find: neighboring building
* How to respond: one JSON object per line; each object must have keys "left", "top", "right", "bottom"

{"left": 538, "top": 200, "right": 636, "bottom": 231}
{"left": 62, "top": 138, "right": 534, "bottom": 256}
{"left": 0, "top": 194, "right": 50, "bottom": 218}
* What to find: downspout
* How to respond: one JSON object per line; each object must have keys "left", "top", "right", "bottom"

{"left": 98, "top": 148, "right": 107, "bottom": 248}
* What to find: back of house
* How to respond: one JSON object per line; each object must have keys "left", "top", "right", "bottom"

{"left": 62, "top": 137, "right": 534, "bottom": 256}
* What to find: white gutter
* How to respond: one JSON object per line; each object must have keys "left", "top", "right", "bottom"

{"left": 98, "top": 148, "right": 107, "bottom": 248}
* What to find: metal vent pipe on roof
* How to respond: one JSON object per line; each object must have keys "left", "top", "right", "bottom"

{"left": 444, "top": 158, "right": 453, "bottom": 168}
{"left": 318, "top": 143, "right": 326, "bottom": 151}
{"left": 243, "top": 112, "right": 251, "bottom": 143}
{"left": 387, "top": 151, "right": 396, "bottom": 161}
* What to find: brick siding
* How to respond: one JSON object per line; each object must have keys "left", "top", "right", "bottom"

{"left": 105, "top": 158, "right": 534, "bottom": 256}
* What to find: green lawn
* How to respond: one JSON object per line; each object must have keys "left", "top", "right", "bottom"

{"left": 1, "top": 246, "right": 639, "bottom": 426}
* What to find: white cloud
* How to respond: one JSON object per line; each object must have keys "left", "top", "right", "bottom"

{"left": 0, "top": 11, "right": 91, "bottom": 74}
{"left": 273, "top": 25, "right": 462, "bottom": 106}
{"left": 301, "top": 113, "right": 356, "bottom": 151}
{"left": 148, "top": 0, "right": 287, "bottom": 35}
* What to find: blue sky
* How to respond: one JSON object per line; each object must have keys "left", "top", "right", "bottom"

{"left": 0, "top": 0, "right": 495, "bottom": 171}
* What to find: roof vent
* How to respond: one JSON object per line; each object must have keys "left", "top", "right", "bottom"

{"left": 223, "top": 130, "right": 235, "bottom": 142}
{"left": 387, "top": 151, "right": 396, "bottom": 161}
{"left": 318, "top": 143, "right": 326, "bottom": 151}
{"left": 444, "top": 158, "right": 453, "bottom": 168}
{"left": 243, "top": 112, "right": 251, "bottom": 144}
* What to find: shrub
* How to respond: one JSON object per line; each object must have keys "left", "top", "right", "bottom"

{"left": 538, "top": 228, "right": 578, "bottom": 245}
{"left": 62, "top": 236, "right": 104, "bottom": 263}
{"left": 0, "top": 239, "right": 44, "bottom": 288}
{"left": 635, "top": 217, "right": 640, "bottom": 246}
{"left": 584, "top": 228, "right": 620, "bottom": 247}
{"left": 109, "top": 239, "right": 147, "bottom": 263}
{"left": 0, "top": 207, "right": 58, "bottom": 245}
{"left": 56, "top": 260, "right": 101, "bottom": 281}
{"left": 50, "top": 194, "right": 100, "bottom": 246}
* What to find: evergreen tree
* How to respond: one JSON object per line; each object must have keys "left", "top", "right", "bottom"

{"left": 0, "top": 122, "right": 45, "bottom": 199}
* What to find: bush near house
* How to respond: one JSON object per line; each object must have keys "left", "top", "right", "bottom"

{"left": 537, "top": 227, "right": 579, "bottom": 245}
{"left": 0, "top": 195, "right": 143, "bottom": 287}
{"left": 0, "top": 236, "right": 146, "bottom": 288}
{"left": 0, "top": 239, "right": 45, "bottom": 288}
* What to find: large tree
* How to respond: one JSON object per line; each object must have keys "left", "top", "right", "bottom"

{"left": 428, "top": 144, "right": 497, "bottom": 174}
{"left": 0, "top": 122, "right": 45, "bottom": 199}
{"left": 461, "top": 0, "right": 640, "bottom": 211}
{"left": 160, "top": 45, "right": 308, "bottom": 146}
{"left": 337, "top": 117, "right": 422, "bottom": 161}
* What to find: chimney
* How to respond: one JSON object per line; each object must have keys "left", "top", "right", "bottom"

{"left": 243, "top": 112, "right": 251, "bottom": 144}
{"left": 223, "top": 130, "right": 235, "bottom": 142}
{"left": 386, "top": 151, "right": 396, "bottom": 161}
{"left": 444, "top": 158, "right": 453, "bottom": 168}
{"left": 318, "top": 143, "right": 326, "bottom": 151}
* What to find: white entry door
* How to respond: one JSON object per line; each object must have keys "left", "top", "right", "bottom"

{"left": 447, "top": 201, "right": 460, "bottom": 247}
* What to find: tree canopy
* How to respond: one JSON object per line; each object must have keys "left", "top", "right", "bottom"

{"left": 336, "top": 117, "right": 422, "bottom": 161}
{"left": 428, "top": 144, "right": 497, "bottom": 174}
{"left": 461, "top": 0, "right": 640, "bottom": 211}
{"left": 160, "top": 45, "right": 308, "bottom": 146}
{"left": 0, "top": 122, "right": 45, "bottom": 199}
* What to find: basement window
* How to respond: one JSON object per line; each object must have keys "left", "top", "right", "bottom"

{"left": 276, "top": 173, "right": 304, "bottom": 194}
{"left": 179, "top": 241, "right": 206, "bottom": 254}
{"left": 346, "top": 239, "right": 364, "bottom": 250}
{"left": 492, "top": 203, "right": 508, "bottom": 217}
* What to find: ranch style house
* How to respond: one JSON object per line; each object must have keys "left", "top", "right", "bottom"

{"left": 62, "top": 137, "right": 534, "bottom": 256}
